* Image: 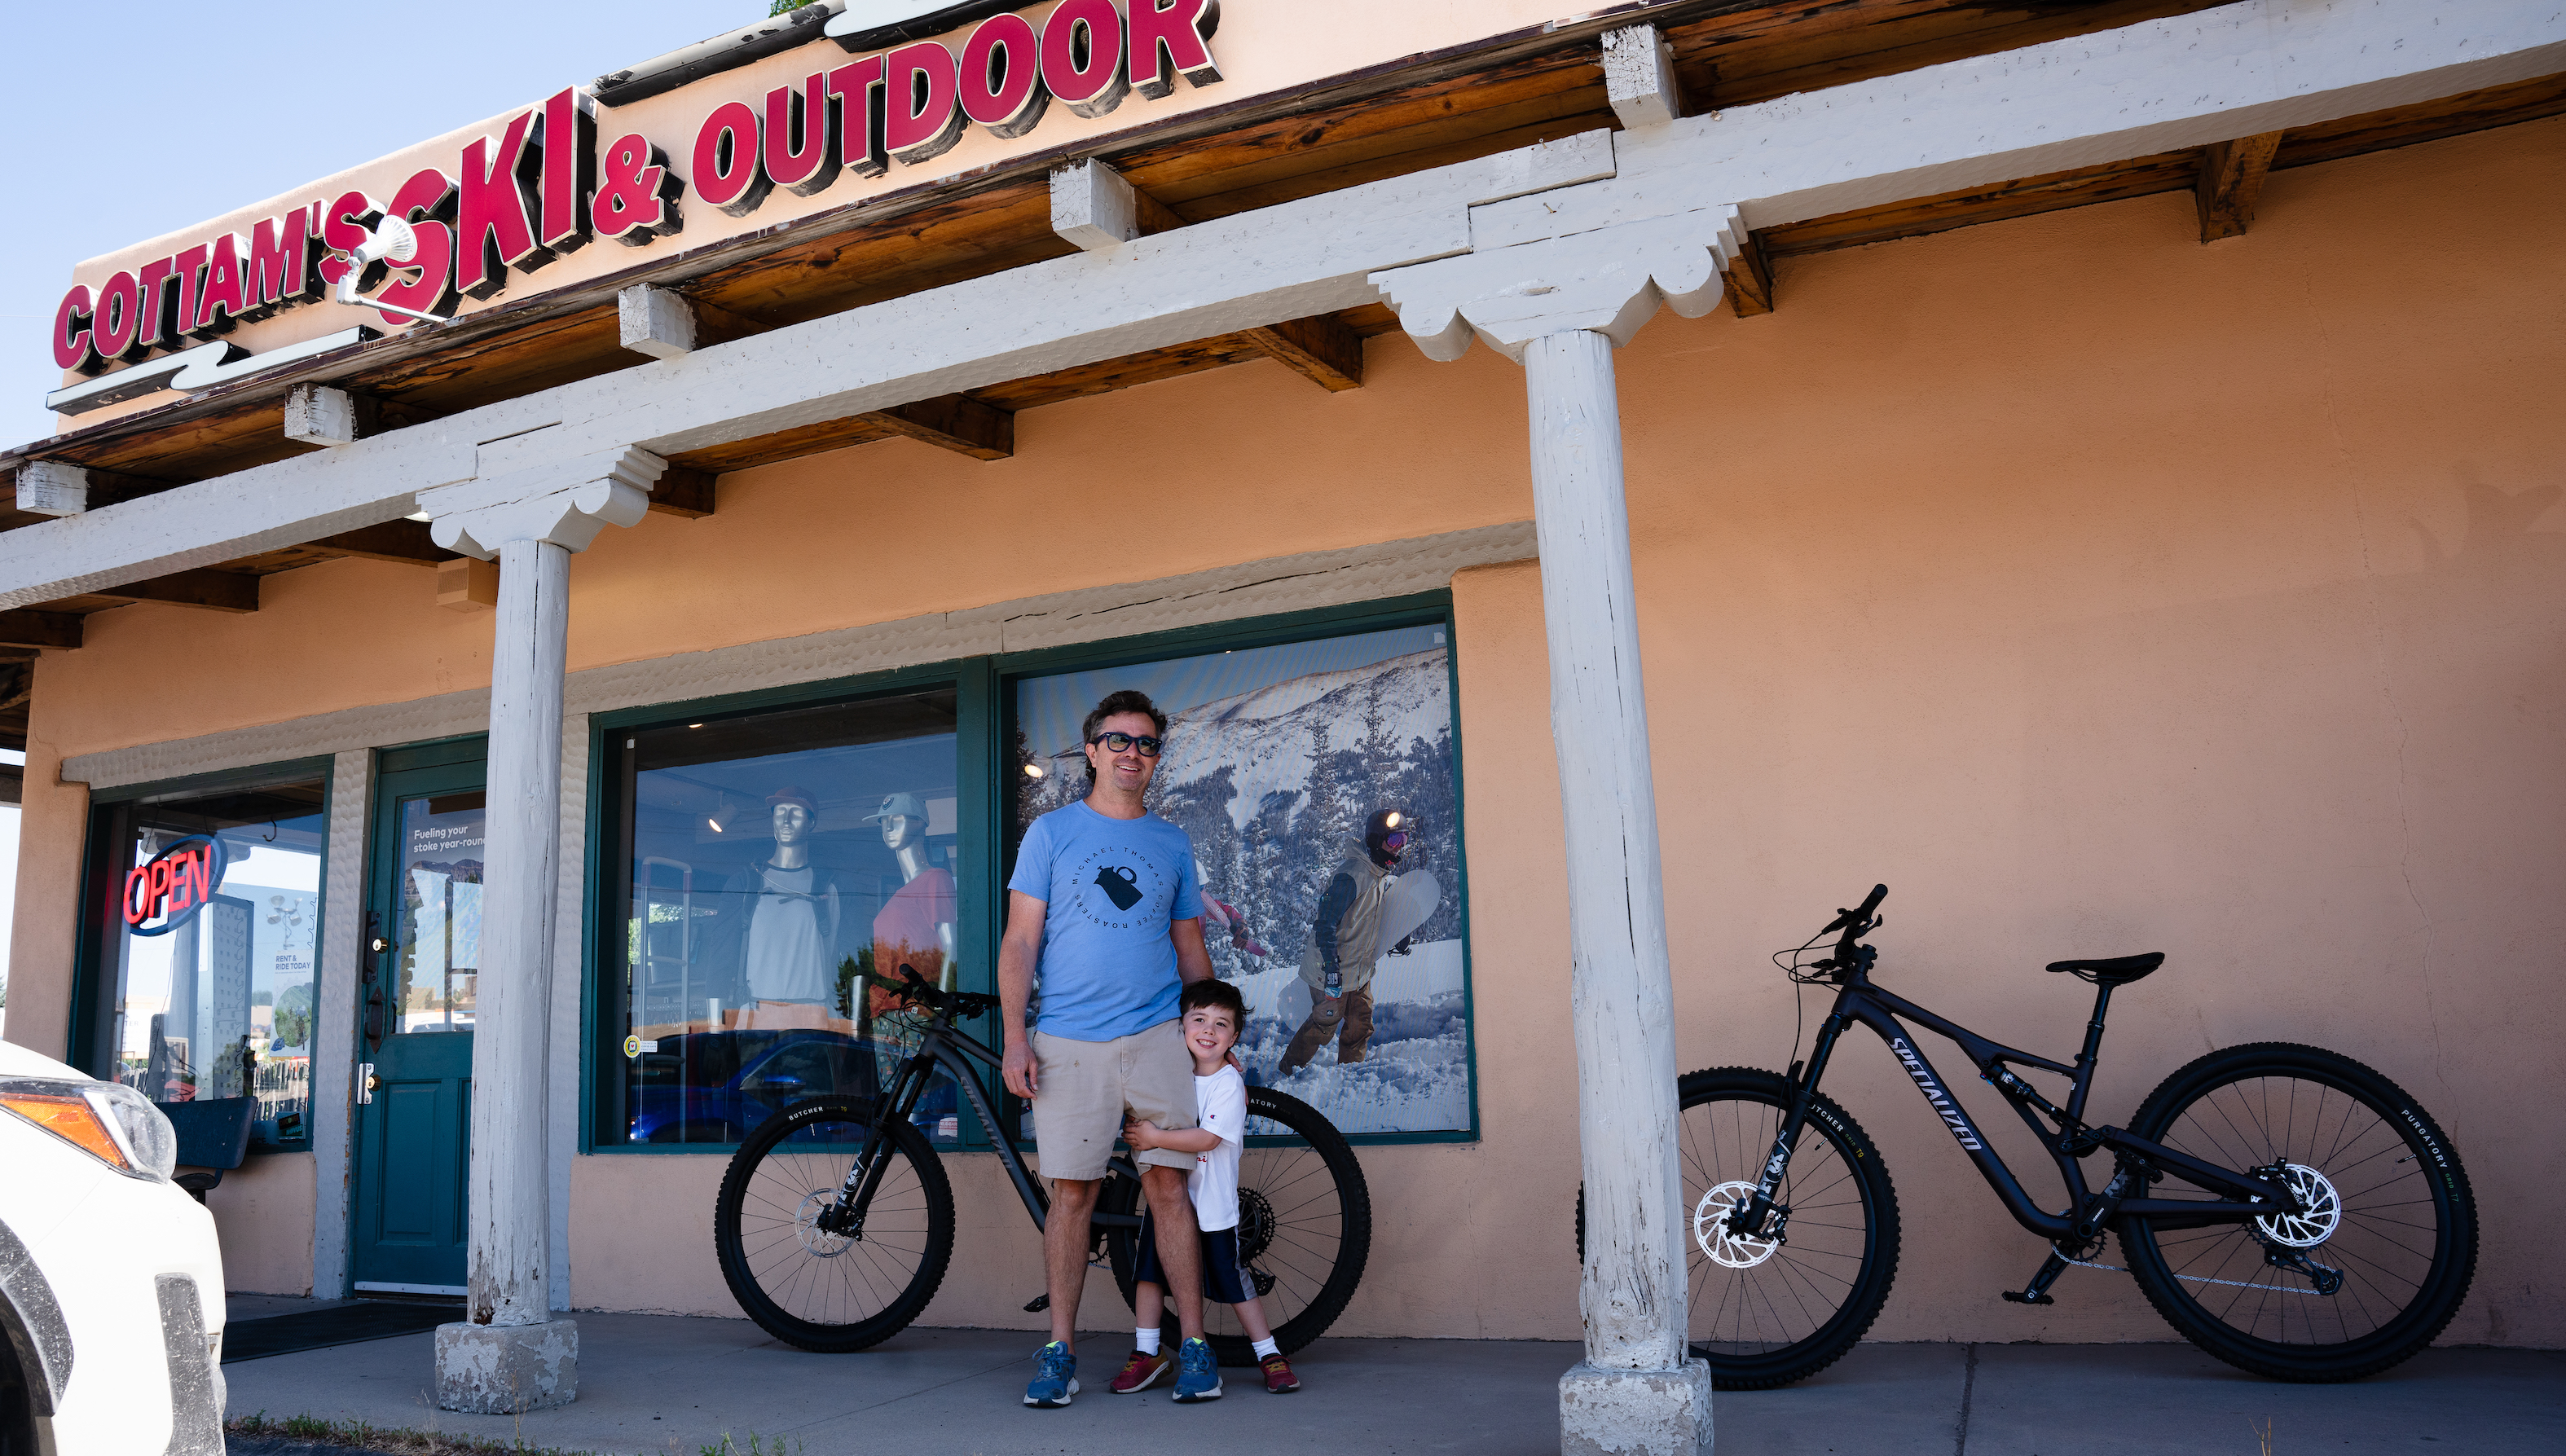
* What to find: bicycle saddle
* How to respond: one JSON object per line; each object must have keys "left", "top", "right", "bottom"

{"left": 2044, "top": 952, "right": 2164, "bottom": 984}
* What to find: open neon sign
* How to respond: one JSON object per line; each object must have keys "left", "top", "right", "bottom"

{"left": 123, "top": 835, "right": 230, "bottom": 938}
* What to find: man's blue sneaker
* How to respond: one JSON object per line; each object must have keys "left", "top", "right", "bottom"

{"left": 1172, "top": 1336, "right": 1222, "bottom": 1402}
{"left": 1024, "top": 1341, "right": 1078, "bottom": 1407}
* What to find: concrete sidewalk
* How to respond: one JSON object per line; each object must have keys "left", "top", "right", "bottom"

{"left": 221, "top": 1304, "right": 2563, "bottom": 1456}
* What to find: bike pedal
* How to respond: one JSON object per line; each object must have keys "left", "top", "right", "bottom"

{"left": 1023, "top": 1293, "right": 1050, "bottom": 1313}
{"left": 1999, "top": 1291, "right": 2055, "bottom": 1306}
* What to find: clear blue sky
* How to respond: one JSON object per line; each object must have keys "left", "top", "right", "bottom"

{"left": 0, "top": 2, "right": 758, "bottom": 451}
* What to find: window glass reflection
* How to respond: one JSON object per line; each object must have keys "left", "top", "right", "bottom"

{"left": 105, "top": 776, "right": 328, "bottom": 1144}
{"left": 612, "top": 690, "right": 969, "bottom": 1146}
{"left": 394, "top": 793, "right": 485, "bottom": 1032}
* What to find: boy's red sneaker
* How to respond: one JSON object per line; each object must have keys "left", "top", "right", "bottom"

{"left": 1110, "top": 1348, "right": 1173, "bottom": 1393}
{"left": 1259, "top": 1353, "right": 1301, "bottom": 1393}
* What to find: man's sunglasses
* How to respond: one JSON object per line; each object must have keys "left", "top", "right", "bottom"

{"left": 1088, "top": 732, "right": 1163, "bottom": 757}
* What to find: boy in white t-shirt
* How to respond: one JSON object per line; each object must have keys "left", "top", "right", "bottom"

{"left": 1112, "top": 979, "right": 1303, "bottom": 1399}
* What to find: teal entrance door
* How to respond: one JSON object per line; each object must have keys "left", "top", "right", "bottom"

{"left": 350, "top": 741, "right": 486, "bottom": 1295}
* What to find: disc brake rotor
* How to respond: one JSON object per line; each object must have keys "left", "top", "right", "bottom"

{"left": 795, "top": 1189, "right": 855, "bottom": 1257}
{"left": 2253, "top": 1163, "right": 2343, "bottom": 1248}
{"left": 1694, "top": 1181, "right": 1782, "bottom": 1269}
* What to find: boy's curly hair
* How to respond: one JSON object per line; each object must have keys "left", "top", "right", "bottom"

{"left": 1181, "top": 978, "right": 1248, "bottom": 1025}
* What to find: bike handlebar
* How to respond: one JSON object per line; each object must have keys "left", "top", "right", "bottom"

{"left": 1823, "top": 884, "right": 1888, "bottom": 965}
{"left": 896, "top": 964, "right": 1000, "bottom": 1020}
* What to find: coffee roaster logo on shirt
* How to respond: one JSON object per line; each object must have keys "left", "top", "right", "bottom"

{"left": 1071, "top": 850, "right": 1160, "bottom": 929}
{"left": 1094, "top": 865, "right": 1143, "bottom": 911}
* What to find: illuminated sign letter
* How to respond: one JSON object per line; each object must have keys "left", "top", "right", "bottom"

{"left": 1127, "top": 0, "right": 1221, "bottom": 100}
{"left": 456, "top": 108, "right": 547, "bottom": 301}
{"left": 1041, "top": 0, "right": 1130, "bottom": 120}
{"left": 91, "top": 271, "right": 142, "bottom": 361}
{"left": 692, "top": 100, "right": 772, "bottom": 217}
{"left": 375, "top": 168, "right": 460, "bottom": 328}
{"left": 765, "top": 72, "right": 840, "bottom": 197}
{"left": 51, "top": 286, "right": 95, "bottom": 373}
{"left": 961, "top": 13, "right": 1049, "bottom": 139}
{"left": 884, "top": 41, "right": 964, "bottom": 165}
{"left": 826, "top": 57, "right": 890, "bottom": 179}
{"left": 169, "top": 244, "right": 209, "bottom": 342}
{"left": 195, "top": 234, "right": 252, "bottom": 332}
{"left": 538, "top": 86, "right": 596, "bottom": 257}
{"left": 247, "top": 205, "right": 324, "bottom": 315}
{"left": 592, "top": 134, "right": 683, "bottom": 244}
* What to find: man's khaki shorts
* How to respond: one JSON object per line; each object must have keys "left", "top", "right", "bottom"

{"left": 1031, "top": 1019, "right": 1196, "bottom": 1182}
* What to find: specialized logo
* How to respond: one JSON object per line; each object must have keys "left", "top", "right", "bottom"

{"left": 1888, "top": 1037, "right": 1985, "bottom": 1150}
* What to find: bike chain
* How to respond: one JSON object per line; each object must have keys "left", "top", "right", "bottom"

{"left": 2056, "top": 1251, "right": 2326, "bottom": 1296}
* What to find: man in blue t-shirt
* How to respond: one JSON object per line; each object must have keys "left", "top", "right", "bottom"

{"left": 1003, "top": 689, "right": 1221, "bottom": 1406}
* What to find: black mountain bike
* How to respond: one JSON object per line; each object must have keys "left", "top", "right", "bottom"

{"left": 713, "top": 967, "right": 1372, "bottom": 1366}
{"left": 1582, "top": 886, "right": 2476, "bottom": 1389}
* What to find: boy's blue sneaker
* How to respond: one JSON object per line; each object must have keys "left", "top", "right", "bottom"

{"left": 1024, "top": 1341, "right": 1078, "bottom": 1407}
{"left": 1172, "top": 1336, "right": 1222, "bottom": 1402}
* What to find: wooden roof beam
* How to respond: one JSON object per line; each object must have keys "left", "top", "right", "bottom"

{"left": 2197, "top": 131, "right": 2287, "bottom": 241}
{"left": 1237, "top": 314, "right": 1367, "bottom": 392}
{"left": 88, "top": 568, "right": 259, "bottom": 614}
{"left": 618, "top": 284, "right": 774, "bottom": 360}
{"left": 867, "top": 396, "right": 1016, "bottom": 460}
{"left": 305, "top": 520, "right": 459, "bottom": 565}
{"left": 0, "top": 610, "right": 81, "bottom": 650}
{"left": 1722, "top": 233, "right": 1776, "bottom": 317}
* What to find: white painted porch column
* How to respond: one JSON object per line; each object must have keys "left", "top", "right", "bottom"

{"left": 1371, "top": 206, "right": 1745, "bottom": 1456}
{"left": 415, "top": 445, "right": 667, "bottom": 1414}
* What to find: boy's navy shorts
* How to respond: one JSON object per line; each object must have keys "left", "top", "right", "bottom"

{"left": 1135, "top": 1206, "right": 1257, "bottom": 1306}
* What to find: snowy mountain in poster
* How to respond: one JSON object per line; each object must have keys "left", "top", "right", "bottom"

{"left": 1017, "top": 636, "right": 1471, "bottom": 1135}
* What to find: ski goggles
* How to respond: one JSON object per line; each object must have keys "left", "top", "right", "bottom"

{"left": 1087, "top": 732, "right": 1162, "bottom": 756}
{"left": 1380, "top": 830, "right": 1410, "bottom": 851}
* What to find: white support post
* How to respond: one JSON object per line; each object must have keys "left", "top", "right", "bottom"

{"left": 416, "top": 443, "right": 664, "bottom": 1415}
{"left": 472, "top": 532, "right": 569, "bottom": 1326}
{"left": 1371, "top": 209, "right": 1746, "bottom": 1456}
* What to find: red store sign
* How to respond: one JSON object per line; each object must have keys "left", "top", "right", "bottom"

{"left": 47, "top": 0, "right": 1221, "bottom": 411}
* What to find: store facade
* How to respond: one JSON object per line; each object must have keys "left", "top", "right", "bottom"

{"left": 7, "top": 0, "right": 2564, "bottom": 1437}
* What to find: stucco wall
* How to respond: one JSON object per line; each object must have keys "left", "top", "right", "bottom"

{"left": 18, "top": 114, "right": 2564, "bottom": 1346}
{"left": 205, "top": 1152, "right": 318, "bottom": 1298}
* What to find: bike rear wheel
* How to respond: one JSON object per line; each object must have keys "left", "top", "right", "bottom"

{"left": 1105, "top": 1085, "right": 1371, "bottom": 1366}
{"left": 2121, "top": 1042, "right": 2476, "bottom": 1382}
{"left": 1577, "top": 1067, "right": 1900, "bottom": 1389}
{"left": 714, "top": 1097, "right": 956, "bottom": 1352}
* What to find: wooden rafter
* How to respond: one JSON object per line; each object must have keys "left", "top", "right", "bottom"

{"left": 0, "top": 610, "right": 82, "bottom": 649}
{"left": 1237, "top": 315, "right": 1367, "bottom": 392}
{"left": 89, "top": 569, "right": 258, "bottom": 614}
{"left": 306, "top": 520, "right": 456, "bottom": 565}
{"left": 1722, "top": 233, "right": 1776, "bottom": 318}
{"left": 2196, "top": 131, "right": 2287, "bottom": 241}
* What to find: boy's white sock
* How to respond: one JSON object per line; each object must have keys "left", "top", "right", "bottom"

{"left": 1135, "top": 1328, "right": 1163, "bottom": 1356}
{"left": 1252, "top": 1337, "right": 1281, "bottom": 1360}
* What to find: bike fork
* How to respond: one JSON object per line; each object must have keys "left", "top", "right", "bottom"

{"left": 1732, "top": 1013, "right": 1850, "bottom": 1239}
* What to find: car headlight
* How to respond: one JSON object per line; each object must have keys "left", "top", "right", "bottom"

{"left": 0, "top": 1076, "right": 178, "bottom": 1181}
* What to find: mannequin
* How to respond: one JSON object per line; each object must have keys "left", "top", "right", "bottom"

{"left": 728, "top": 786, "right": 843, "bottom": 1030}
{"left": 866, "top": 792, "right": 957, "bottom": 1016}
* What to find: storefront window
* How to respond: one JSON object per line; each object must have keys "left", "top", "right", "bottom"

{"left": 90, "top": 772, "right": 328, "bottom": 1146}
{"left": 1012, "top": 621, "right": 1474, "bottom": 1137}
{"left": 605, "top": 688, "right": 970, "bottom": 1147}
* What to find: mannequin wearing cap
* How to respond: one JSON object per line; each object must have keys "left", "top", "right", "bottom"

{"left": 1278, "top": 807, "right": 1413, "bottom": 1076}
{"left": 866, "top": 793, "right": 958, "bottom": 1018}
{"left": 728, "top": 786, "right": 845, "bottom": 1029}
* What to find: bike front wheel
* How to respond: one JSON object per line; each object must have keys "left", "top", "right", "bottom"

{"left": 1577, "top": 1067, "right": 1901, "bottom": 1389}
{"left": 713, "top": 1097, "right": 956, "bottom": 1352}
{"left": 2120, "top": 1042, "right": 2477, "bottom": 1382}
{"left": 1105, "top": 1085, "right": 1372, "bottom": 1366}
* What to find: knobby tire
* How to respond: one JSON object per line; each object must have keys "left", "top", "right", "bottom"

{"left": 714, "top": 1097, "right": 956, "bottom": 1353}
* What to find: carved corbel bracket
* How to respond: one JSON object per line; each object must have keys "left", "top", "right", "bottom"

{"left": 419, "top": 445, "right": 669, "bottom": 560}
{"left": 1367, "top": 205, "right": 1746, "bottom": 364}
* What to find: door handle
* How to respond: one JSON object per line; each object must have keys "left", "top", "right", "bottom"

{"left": 358, "top": 1062, "right": 378, "bottom": 1103}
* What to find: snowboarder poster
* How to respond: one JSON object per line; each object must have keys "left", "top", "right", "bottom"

{"left": 1013, "top": 622, "right": 1474, "bottom": 1137}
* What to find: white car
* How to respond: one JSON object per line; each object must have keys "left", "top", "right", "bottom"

{"left": 1, "top": 1040, "right": 226, "bottom": 1455}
